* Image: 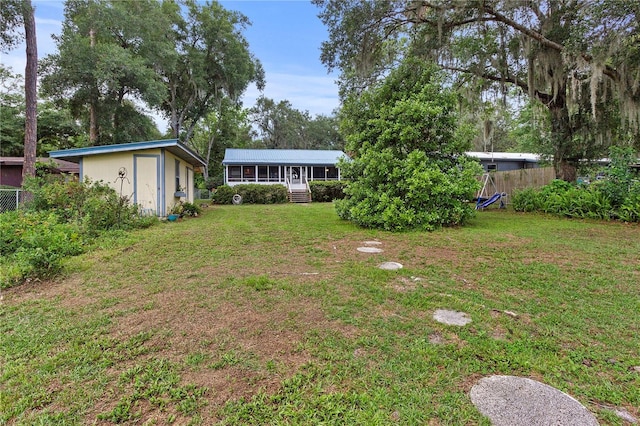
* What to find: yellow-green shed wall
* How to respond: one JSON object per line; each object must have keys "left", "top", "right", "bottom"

{"left": 80, "top": 148, "right": 196, "bottom": 217}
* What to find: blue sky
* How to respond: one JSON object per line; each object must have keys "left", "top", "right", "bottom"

{"left": 1, "top": 0, "right": 340, "bottom": 129}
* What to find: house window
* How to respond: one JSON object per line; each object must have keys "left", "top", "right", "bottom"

{"left": 269, "top": 166, "right": 280, "bottom": 181}
{"left": 175, "top": 159, "right": 181, "bottom": 191}
{"left": 228, "top": 166, "right": 241, "bottom": 181}
{"left": 326, "top": 166, "right": 338, "bottom": 180}
{"left": 243, "top": 166, "right": 255, "bottom": 181}
{"left": 313, "top": 166, "right": 326, "bottom": 180}
{"left": 258, "top": 166, "right": 268, "bottom": 181}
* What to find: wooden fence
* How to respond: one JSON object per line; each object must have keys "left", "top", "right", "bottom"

{"left": 480, "top": 167, "right": 556, "bottom": 202}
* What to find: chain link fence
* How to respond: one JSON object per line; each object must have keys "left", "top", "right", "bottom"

{"left": 0, "top": 189, "right": 24, "bottom": 213}
{"left": 194, "top": 188, "right": 211, "bottom": 200}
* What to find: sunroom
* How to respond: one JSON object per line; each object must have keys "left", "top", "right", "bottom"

{"left": 222, "top": 148, "right": 348, "bottom": 202}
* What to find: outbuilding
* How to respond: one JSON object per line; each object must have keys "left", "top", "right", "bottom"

{"left": 467, "top": 152, "right": 542, "bottom": 172}
{"left": 49, "top": 139, "right": 206, "bottom": 216}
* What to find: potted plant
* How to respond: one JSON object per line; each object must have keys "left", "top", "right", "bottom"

{"left": 174, "top": 185, "right": 187, "bottom": 198}
{"left": 167, "top": 202, "right": 184, "bottom": 221}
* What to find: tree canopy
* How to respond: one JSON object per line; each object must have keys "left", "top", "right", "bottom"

{"left": 315, "top": 0, "right": 640, "bottom": 181}
{"left": 159, "top": 0, "right": 264, "bottom": 142}
{"left": 250, "top": 96, "right": 344, "bottom": 150}
{"left": 39, "top": 0, "right": 263, "bottom": 147}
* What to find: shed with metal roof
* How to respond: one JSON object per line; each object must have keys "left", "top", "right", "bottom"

{"left": 50, "top": 139, "right": 206, "bottom": 216}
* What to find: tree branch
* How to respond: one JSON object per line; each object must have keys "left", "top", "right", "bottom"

{"left": 442, "top": 65, "right": 553, "bottom": 104}
{"left": 481, "top": 5, "right": 565, "bottom": 52}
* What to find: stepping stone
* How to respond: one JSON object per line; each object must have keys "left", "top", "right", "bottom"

{"left": 363, "top": 241, "right": 382, "bottom": 246}
{"left": 357, "top": 247, "right": 383, "bottom": 253}
{"left": 378, "top": 261, "right": 403, "bottom": 270}
{"left": 470, "top": 375, "right": 599, "bottom": 426}
{"left": 433, "top": 309, "right": 472, "bottom": 326}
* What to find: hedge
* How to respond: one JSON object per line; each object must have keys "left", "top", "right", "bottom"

{"left": 211, "top": 184, "right": 288, "bottom": 204}
{"left": 309, "top": 181, "right": 347, "bottom": 202}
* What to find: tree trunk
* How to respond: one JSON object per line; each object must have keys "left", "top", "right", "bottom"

{"left": 21, "top": 0, "right": 37, "bottom": 181}
{"left": 170, "top": 83, "right": 179, "bottom": 138}
{"left": 89, "top": 28, "right": 98, "bottom": 144}
{"left": 548, "top": 95, "right": 577, "bottom": 182}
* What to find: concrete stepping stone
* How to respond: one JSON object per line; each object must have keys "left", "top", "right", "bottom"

{"left": 378, "top": 261, "right": 403, "bottom": 270}
{"left": 357, "top": 247, "right": 383, "bottom": 253}
{"left": 363, "top": 241, "right": 382, "bottom": 246}
{"left": 470, "top": 375, "right": 599, "bottom": 426}
{"left": 433, "top": 309, "right": 472, "bottom": 326}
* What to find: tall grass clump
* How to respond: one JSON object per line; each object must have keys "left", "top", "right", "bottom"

{"left": 0, "top": 177, "right": 157, "bottom": 288}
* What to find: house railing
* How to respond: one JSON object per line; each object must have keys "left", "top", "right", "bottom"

{"left": 0, "top": 189, "right": 23, "bottom": 213}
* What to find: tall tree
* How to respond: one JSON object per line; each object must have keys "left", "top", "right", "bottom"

{"left": 21, "top": 0, "right": 36, "bottom": 179}
{"left": 160, "top": 0, "right": 264, "bottom": 143}
{"left": 315, "top": 0, "right": 640, "bottom": 181}
{"left": 335, "top": 59, "right": 481, "bottom": 231}
{"left": 190, "top": 98, "right": 253, "bottom": 181}
{"left": 305, "top": 114, "right": 344, "bottom": 151}
{"left": 1, "top": 0, "right": 37, "bottom": 179}
{"left": 250, "top": 97, "right": 309, "bottom": 149}
{"left": 41, "top": 0, "right": 170, "bottom": 145}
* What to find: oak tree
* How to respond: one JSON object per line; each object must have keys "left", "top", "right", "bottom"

{"left": 315, "top": 0, "right": 640, "bottom": 181}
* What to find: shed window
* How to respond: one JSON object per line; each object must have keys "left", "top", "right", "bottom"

{"left": 487, "top": 163, "right": 498, "bottom": 172}
{"left": 175, "top": 159, "right": 181, "bottom": 191}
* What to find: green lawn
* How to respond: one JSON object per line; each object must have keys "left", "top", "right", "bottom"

{"left": 2, "top": 203, "right": 639, "bottom": 425}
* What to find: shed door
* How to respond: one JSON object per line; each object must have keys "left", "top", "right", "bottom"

{"left": 134, "top": 155, "right": 160, "bottom": 216}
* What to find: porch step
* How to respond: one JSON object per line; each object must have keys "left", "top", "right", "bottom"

{"left": 288, "top": 190, "right": 311, "bottom": 203}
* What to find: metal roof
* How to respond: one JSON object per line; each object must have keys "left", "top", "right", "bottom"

{"left": 0, "top": 157, "right": 80, "bottom": 173}
{"left": 49, "top": 139, "right": 206, "bottom": 167}
{"left": 222, "top": 149, "right": 348, "bottom": 166}
{"left": 466, "top": 152, "right": 541, "bottom": 162}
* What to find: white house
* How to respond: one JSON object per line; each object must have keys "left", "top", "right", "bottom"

{"left": 221, "top": 148, "right": 348, "bottom": 202}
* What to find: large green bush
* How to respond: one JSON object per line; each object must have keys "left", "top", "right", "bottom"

{"left": 512, "top": 148, "right": 640, "bottom": 221}
{"left": 211, "top": 184, "right": 288, "bottom": 204}
{"left": 335, "top": 59, "right": 482, "bottom": 231}
{"left": 309, "top": 181, "right": 346, "bottom": 202}
{"left": 23, "top": 177, "right": 156, "bottom": 233}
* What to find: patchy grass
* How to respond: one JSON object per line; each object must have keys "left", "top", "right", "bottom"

{"left": 1, "top": 204, "right": 639, "bottom": 425}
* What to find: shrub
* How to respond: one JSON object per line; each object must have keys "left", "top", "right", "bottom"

{"left": 617, "top": 180, "right": 640, "bottom": 222}
{"left": 511, "top": 188, "right": 542, "bottom": 212}
{"left": 1, "top": 178, "right": 157, "bottom": 288}
{"left": 309, "top": 181, "right": 346, "bottom": 202}
{"left": 336, "top": 59, "right": 482, "bottom": 231}
{"left": 182, "top": 202, "right": 202, "bottom": 217}
{"left": 211, "top": 184, "right": 288, "bottom": 204}
{"left": 0, "top": 211, "right": 85, "bottom": 288}
{"left": 22, "top": 176, "right": 155, "bottom": 232}
{"left": 211, "top": 185, "right": 235, "bottom": 204}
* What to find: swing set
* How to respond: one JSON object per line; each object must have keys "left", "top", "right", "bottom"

{"left": 474, "top": 173, "right": 507, "bottom": 210}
